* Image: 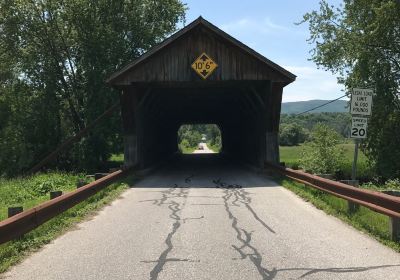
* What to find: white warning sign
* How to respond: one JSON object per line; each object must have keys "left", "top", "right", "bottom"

{"left": 350, "top": 88, "right": 373, "bottom": 116}
{"left": 351, "top": 117, "right": 368, "bottom": 139}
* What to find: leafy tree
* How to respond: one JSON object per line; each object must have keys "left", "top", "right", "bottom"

{"left": 279, "top": 123, "right": 308, "bottom": 146}
{"left": 300, "top": 124, "right": 345, "bottom": 174}
{"left": 177, "top": 125, "right": 201, "bottom": 153}
{"left": 209, "top": 135, "right": 222, "bottom": 151}
{"left": 301, "top": 0, "right": 400, "bottom": 179}
{"left": 280, "top": 113, "right": 351, "bottom": 138}
{"left": 0, "top": 0, "right": 186, "bottom": 176}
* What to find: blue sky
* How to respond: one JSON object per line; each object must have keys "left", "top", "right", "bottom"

{"left": 183, "top": 0, "right": 346, "bottom": 102}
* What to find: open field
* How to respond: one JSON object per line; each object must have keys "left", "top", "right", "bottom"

{"left": 280, "top": 143, "right": 374, "bottom": 181}
{"left": 280, "top": 143, "right": 367, "bottom": 165}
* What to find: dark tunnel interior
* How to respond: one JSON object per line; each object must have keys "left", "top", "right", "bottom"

{"left": 121, "top": 81, "right": 279, "bottom": 169}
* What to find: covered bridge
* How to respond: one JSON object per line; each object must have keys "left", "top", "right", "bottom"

{"left": 107, "top": 17, "right": 295, "bottom": 169}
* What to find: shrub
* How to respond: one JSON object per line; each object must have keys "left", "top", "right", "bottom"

{"left": 300, "top": 124, "right": 345, "bottom": 174}
{"left": 385, "top": 179, "right": 400, "bottom": 190}
{"left": 279, "top": 124, "right": 308, "bottom": 146}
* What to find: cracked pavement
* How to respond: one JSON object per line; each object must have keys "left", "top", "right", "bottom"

{"left": 2, "top": 154, "right": 400, "bottom": 280}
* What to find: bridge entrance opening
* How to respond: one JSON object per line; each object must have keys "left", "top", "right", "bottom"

{"left": 107, "top": 17, "right": 295, "bottom": 170}
{"left": 177, "top": 124, "right": 222, "bottom": 154}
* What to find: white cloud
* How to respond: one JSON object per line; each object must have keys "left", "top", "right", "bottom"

{"left": 220, "top": 17, "right": 289, "bottom": 35}
{"left": 218, "top": 18, "right": 346, "bottom": 103}
{"left": 283, "top": 66, "right": 346, "bottom": 102}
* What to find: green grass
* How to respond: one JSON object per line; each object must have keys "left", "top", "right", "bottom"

{"left": 0, "top": 173, "right": 85, "bottom": 221}
{"left": 341, "top": 143, "right": 368, "bottom": 162}
{"left": 280, "top": 143, "right": 368, "bottom": 166}
{"left": 0, "top": 173, "right": 133, "bottom": 273}
{"left": 106, "top": 153, "right": 124, "bottom": 170}
{"left": 178, "top": 144, "right": 196, "bottom": 154}
{"left": 109, "top": 153, "right": 124, "bottom": 164}
{"left": 277, "top": 177, "right": 400, "bottom": 251}
{"left": 207, "top": 142, "right": 221, "bottom": 153}
{"left": 279, "top": 143, "right": 374, "bottom": 180}
{"left": 279, "top": 146, "right": 303, "bottom": 167}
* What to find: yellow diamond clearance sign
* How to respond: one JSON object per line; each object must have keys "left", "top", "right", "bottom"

{"left": 191, "top": 53, "right": 218, "bottom": 79}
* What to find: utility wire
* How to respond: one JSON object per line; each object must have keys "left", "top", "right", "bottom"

{"left": 295, "top": 94, "right": 348, "bottom": 115}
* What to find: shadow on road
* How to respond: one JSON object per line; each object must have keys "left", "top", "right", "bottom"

{"left": 132, "top": 153, "right": 277, "bottom": 189}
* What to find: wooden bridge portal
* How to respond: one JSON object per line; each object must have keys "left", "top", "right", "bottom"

{"left": 107, "top": 17, "right": 296, "bottom": 169}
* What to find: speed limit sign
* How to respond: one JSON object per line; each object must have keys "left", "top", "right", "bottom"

{"left": 351, "top": 117, "right": 368, "bottom": 139}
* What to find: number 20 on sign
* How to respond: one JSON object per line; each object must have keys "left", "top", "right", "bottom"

{"left": 351, "top": 117, "right": 368, "bottom": 139}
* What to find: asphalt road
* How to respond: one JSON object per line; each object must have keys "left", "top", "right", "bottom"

{"left": 3, "top": 155, "right": 400, "bottom": 280}
{"left": 192, "top": 142, "right": 215, "bottom": 154}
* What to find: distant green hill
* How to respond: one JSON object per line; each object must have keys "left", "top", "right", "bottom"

{"left": 281, "top": 99, "right": 348, "bottom": 114}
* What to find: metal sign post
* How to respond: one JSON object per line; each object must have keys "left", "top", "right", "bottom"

{"left": 348, "top": 88, "right": 373, "bottom": 212}
{"left": 351, "top": 139, "right": 359, "bottom": 181}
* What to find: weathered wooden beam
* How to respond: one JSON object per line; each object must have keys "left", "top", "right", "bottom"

{"left": 237, "top": 94, "right": 258, "bottom": 120}
{"left": 145, "top": 92, "right": 168, "bottom": 120}
{"left": 136, "top": 87, "right": 153, "bottom": 112}
{"left": 121, "top": 88, "right": 139, "bottom": 168}
{"left": 264, "top": 82, "right": 282, "bottom": 163}
{"left": 130, "top": 80, "right": 270, "bottom": 89}
{"left": 242, "top": 91, "right": 260, "bottom": 116}
{"left": 232, "top": 95, "right": 251, "bottom": 119}
{"left": 28, "top": 102, "right": 120, "bottom": 174}
{"left": 249, "top": 86, "right": 266, "bottom": 111}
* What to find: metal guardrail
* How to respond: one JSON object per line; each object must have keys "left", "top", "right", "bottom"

{"left": 0, "top": 168, "right": 131, "bottom": 245}
{"left": 265, "top": 162, "right": 400, "bottom": 219}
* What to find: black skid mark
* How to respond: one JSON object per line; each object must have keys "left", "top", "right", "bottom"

{"left": 185, "top": 174, "right": 194, "bottom": 184}
{"left": 214, "top": 178, "right": 277, "bottom": 279}
{"left": 221, "top": 186, "right": 277, "bottom": 280}
{"left": 143, "top": 186, "right": 202, "bottom": 280}
{"left": 215, "top": 179, "right": 275, "bottom": 233}
{"left": 244, "top": 203, "right": 275, "bottom": 234}
{"left": 213, "top": 178, "right": 226, "bottom": 187}
{"left": 182, "top": 215, "right": 204, "bottom": 223}
{"left": 146, "top": 187, "right": 187, "bottom": 280}
{"left": 141, "top": 258, "right": 199, "bottom": 264}
{"left": 139, "top": 184, "right": 178, "bottom": 206}
{"left": 148, "top": 220, "right": 180, "bottom": 280}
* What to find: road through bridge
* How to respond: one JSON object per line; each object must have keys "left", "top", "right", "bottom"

{"left": 3, "top": 155, "right": 400, "bottom": 280}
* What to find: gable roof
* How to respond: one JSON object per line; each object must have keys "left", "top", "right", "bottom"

{"left": 106, "top": 16, "right": 296, "bottom": 85}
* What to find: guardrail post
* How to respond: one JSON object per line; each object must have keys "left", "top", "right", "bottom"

{"left": 382, "top": 190, "right": 400, "bottom": 242}
{"left": 340, "top": 180, "right": 359, "bottom": 214}
{"left": 94, "top": 173, "right": 109, "bottom": 180}
{"left": 389, "top": 217, "right": 400, "bottom": 242}
{"left": 50, "top": 191, "right": 63, "bottom": 199}
{"left": 8, "top": 207, "right": 23, "bottom": 218}
{"left": 76, "top": 179, "right": 87, "bottom": 188}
